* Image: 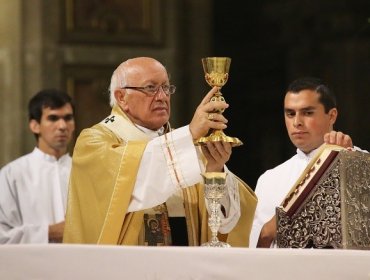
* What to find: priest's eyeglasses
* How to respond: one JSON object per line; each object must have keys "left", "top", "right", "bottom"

{"left": 122, "top": 84, "right": 176, "bottom": 96}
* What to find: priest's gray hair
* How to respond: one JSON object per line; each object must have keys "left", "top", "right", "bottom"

{"left": 109, "top": 57, "right": 169, "bottom": 107}
{"left": 109, "top": 61, "right": 129, "bottom": 107}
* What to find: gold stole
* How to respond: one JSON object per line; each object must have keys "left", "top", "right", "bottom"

{"left": 97, "top": 106, "right": 149, "bottom": 244}
{"left": 100, "top": 106, "right": 201, "bottom": 246}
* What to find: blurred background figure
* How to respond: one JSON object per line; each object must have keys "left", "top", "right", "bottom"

{"left": 0, "top": 89, "right": 75, "bottom": 243}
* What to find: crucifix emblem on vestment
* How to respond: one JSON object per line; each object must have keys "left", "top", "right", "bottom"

{"left": 104, "top": 116, "right": 115, "bottom": 123}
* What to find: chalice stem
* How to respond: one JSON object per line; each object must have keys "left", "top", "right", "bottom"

{"left": 209, "top": 199, "right": 222, "bottom": 243}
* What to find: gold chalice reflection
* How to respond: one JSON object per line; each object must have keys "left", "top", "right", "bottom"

{"left": 196, "top": 57, "right": 242, "bottom": 147}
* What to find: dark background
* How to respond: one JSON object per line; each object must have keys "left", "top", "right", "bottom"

{"left": 211, "top": 1, "right": 370, "bottom": 189}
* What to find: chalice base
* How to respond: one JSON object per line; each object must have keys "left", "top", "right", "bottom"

{"left": 201, "top": 240, "right": 231, "bottom": 248}
{"left": 196, "top": 130, "right": 243, "bottom": 147}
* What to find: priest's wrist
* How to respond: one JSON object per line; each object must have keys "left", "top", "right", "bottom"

{"left": 205, "top": 164, "right": 224, "bottom": 173}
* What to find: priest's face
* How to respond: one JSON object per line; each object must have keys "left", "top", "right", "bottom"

{"left": 284, "top": 90, "right": 337, "bottom": 154}
{"left": 115, "top": 58, "right": 171, "bottom": 130}
{"left": 30, "top": 104, "right": 75, "bottom": 158}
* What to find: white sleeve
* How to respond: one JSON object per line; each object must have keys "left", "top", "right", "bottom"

{"left": 249, "top": 175, "right": 269, "bottom": 248}
{"left": 217, "top": 167, "right": 241, "bottom": 234}
{"left": 249, "top": 171, "right": 285, "bottom": 248}
{"left": 0, "top": 166, "right": 49, "bottom": 244}
{"left": 128, "top": 125, "right": 203, "bottom": 212}
{"left": 353, "top": 146, "right": 368, "bottom": 153}
{"left": 249, "top": 203, "right": 264, "bottom": 248}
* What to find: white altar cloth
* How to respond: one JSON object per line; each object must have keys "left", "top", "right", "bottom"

{"left": 0, "top": 245, "right": 369, "bottom": 280}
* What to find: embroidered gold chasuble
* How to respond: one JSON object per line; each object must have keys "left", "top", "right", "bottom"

{"left": 63, "top": 106, "right": 257, "bottom": 247}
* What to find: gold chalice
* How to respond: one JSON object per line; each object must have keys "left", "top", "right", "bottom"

{"left": 196, "top": 57, "right": 242, "bottom": 147}
{"left": 198, "top": 57, "right": 241, "bottom": 248}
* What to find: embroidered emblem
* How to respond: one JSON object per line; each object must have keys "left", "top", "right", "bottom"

{"left": 143, "top": 208, "right": 172, "bottom": 246}
{"left": 104, "top": 116, "right": 115, "bottom": 123}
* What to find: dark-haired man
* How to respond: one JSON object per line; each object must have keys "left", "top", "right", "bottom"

{"left": 249, "top": 77, "right": 365, "bottom": 248}
{"left": 0, "top": 89, "right": 75, "bottom": 243}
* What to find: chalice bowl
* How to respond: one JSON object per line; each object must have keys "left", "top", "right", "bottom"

{"left": 201, "top": 172, "right": 231, "bottom": 248}
{"left": 196, "top": 57, "right": 242, "bottom": 147}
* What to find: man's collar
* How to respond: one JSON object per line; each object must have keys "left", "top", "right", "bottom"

{"left": 296, "top": 146, "right": 321, "bottom": 160}
{"left": 135, "top": 124, "right": 164, "bottom": 138}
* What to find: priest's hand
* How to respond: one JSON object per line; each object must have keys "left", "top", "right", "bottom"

{"left": 189, "top": 86, "right": 229, "bottom": 140}
{"left": 323, "top": 131, "right": 353, "bottom": 148}
{"left": 257, "top": 215, "right": 276, "bottom": 248}
{"left": 202, "top": 141, "right": 232, "bottom": 172}
{"left": 48, "top": 221, "right": 65, "bottom": 243}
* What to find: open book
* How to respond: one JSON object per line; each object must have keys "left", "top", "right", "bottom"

{"left": 280, "top": 144, "right": 345, "bottom": 217}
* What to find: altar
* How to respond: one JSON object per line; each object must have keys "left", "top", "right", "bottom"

{"left": 1, "top": 245, "right": 369, "bottom": 279}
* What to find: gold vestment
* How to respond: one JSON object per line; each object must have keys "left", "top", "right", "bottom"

{"left": 63, "top": 106, "right": 257, "bottom": 246}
